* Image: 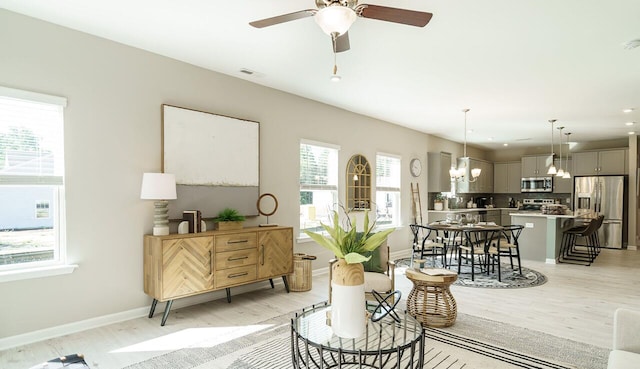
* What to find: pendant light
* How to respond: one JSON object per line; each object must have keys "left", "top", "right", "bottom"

{"left": 450, "top": 108, "right": 481, "bottom": 182}
{"left": 563, "top": 132, "right": 572, "bottom": 178}
{"left": 556, "top": 126, "right": 565, "bottom": 177}
{"left": 547, "top": 119, "right": 557, "bottom": 175}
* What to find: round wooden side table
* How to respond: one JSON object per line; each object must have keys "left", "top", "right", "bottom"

{"left": 405, "top": 268, "right": 458, "bottom": 328}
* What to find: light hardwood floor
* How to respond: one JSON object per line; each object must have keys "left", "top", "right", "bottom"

{"left": 2, "top": 248, "right": 639, "bottom": 368}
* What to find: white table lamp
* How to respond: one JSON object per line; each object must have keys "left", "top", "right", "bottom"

{"left": 140, "top": 173, "right": 177, "bottom": 236}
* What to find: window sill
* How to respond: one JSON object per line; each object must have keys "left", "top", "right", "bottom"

{"left": 0, "top": 264, "right": 78, "bottom": 283}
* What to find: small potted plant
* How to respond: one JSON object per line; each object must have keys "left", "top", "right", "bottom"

{"left": 215, "top": 208, "right": 246, "bottom": 231}
{"left": 434, "top": 193, "right": 445, "bottom": 211}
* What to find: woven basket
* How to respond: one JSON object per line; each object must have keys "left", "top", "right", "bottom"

{"left": 290, "top": 253, "right": 312, "bottom": 292}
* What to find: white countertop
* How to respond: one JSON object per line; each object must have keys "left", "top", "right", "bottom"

{"left": 509, "top": 209, "right": 594, "bottom": 219}
{"left": 428, "top": 208, "right": 516, "bottom": 213}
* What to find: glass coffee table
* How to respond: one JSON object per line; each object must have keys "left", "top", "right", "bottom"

{"left": 290, "top": 302, "right": 424, "bottom": 368}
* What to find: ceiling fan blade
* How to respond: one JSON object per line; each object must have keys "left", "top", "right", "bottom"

{"left": 358, "top": 4, "right": 433, "bottom": 27}
{"left": 334, "top": 32, "right": 350, "bottom": 53}
{"left": 249, "top": 9, "right": 317, "bottom": 28}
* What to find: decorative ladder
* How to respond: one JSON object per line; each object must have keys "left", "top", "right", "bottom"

{"left": 410, "top": 182, "right": 423, "bottom": 225}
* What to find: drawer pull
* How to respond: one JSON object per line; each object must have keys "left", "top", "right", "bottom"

{"left": 228, "top": 256, "right": 249, "bottom": 261}
{"left": 227, "top": 239, "right": 249, "bottom": 244}
{"left": 228, "top": 272, "right": 249, "bottom": 279}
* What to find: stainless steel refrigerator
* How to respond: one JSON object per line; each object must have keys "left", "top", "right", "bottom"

{"left": 574, "top": 176, "right": 626, "bottom": 248}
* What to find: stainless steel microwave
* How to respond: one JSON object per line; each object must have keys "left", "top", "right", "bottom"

{"left": 521, "top": 177, "right": 553, "bottom": 192}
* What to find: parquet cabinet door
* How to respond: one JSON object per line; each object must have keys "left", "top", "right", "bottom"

{"left": 257, "top": 228, "right": 293, "bottom": 279}
{"left": 162, "top": 237, "right": 214, "bottom": 299}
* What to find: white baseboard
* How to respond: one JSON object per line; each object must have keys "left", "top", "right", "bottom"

{"left": 545, "top": 258, "right": 558, "bottom": 264}
{"left": 1, "top": 248, "right": 414, "bottom": 351}
{"left": 0, "top": 306, "right": 149, "bottom": 351}
{"left": 628, "top": 245, "right": 638, "bottom": 251}
{"left": 0, "top": 278, "right": 286, "bottom": 351}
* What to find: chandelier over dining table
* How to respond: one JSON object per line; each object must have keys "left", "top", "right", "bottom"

{"left": 450, "top": 108, "right": 481, "bottom": 182}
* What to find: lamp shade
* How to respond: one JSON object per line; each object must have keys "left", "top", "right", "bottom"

{"left": 315, "top": 5, "right": 356, "bottom": 36}
{"left": 140, "top": 173, "right": 177, "bottom": 200}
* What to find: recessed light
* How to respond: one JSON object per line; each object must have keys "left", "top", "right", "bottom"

{"left": 625, "top": 122, "right": 635, "bottom": 126}
{"left": 623, "top": 108, "right": 635, "bottom": 113}
{"left": 628, "top": 131, "right": 636, "bottom": 135}
{"left": 488, "top": 137, "right": 494, "bottom": 141}
{"left": 503, "top": 143, "right": 509, "bottom": 147}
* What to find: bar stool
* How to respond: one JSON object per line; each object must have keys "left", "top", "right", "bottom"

{"left": 487, "top": 225, "right": 523, "bottom": 282}
{"left": 559, "top": 215, "right": 603, "bottom": 266}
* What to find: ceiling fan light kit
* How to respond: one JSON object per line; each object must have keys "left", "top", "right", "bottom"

{"left": 315, "top": 5, "right": 356, "bottom": 35}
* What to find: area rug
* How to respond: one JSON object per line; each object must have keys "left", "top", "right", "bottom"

{"left": 124, "top": 304, "right": 608, "bottom": 369}
{"left": 394, "top": 258, "right": 547, "bottom": 289}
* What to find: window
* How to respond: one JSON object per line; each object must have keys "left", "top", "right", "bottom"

{"left": 0, "top": 86, "right": 67, "bottom": 271}
{"left": 299, "top": 140, "right": 339, "bottom": 237}
{"left": 375, "top": 154, "right": 401, "bottom": 227}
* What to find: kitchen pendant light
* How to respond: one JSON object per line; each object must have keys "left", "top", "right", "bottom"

{"left": 547, "top": 119, "right": 557, "bottom": 175}
{"left": 556, "top": 126, "right": 565, "bottom": 177}
{"left": 563, "top": 132, "right": 572, "bottom": 178}
{"left": 450, "top": 108, "right": 481, "bottom": 182}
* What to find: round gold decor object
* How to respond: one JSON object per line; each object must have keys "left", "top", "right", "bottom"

{"left": 257, "top": 193, "right": 278, "bottom": 216}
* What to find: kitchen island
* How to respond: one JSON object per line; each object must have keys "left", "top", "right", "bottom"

{"left": 510, "top": 211, "right": 594, "bottom": 263}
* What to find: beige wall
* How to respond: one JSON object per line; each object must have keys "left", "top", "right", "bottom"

{"left": 0, "top": 10, "right": 473, "bottom": 339}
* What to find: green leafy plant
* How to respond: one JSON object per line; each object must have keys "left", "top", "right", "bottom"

{"left": 216, "top": 208, "right": 246, "bottom": 222}
{"left": 304, "top": 209, "right": 395, "bottom": 264}
{"left": 435, "top": 193, "right": 445, "bottom": 201}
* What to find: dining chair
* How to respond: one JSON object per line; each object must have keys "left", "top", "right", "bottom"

{"left": 487, "top": 224, "right": 524, "bottom": 282}
{"left": 457, "top": 228, "right": 492, "bottom": 281}
{"left": 410, "top": 224, "right": 448, "bottom": 268}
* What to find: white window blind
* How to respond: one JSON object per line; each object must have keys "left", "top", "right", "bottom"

{"left": 0, "top": 90, "right": 65, "bottom": 185}
{"left": 376, "top": 154, "right": 401, "bottom": 191}
{"left": 300, "top": 142, "right": 338, "bottom": 190}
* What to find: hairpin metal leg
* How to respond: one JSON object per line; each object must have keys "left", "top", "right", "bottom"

{"left": 282, "top": 275, "right": 290, "bottom": 293}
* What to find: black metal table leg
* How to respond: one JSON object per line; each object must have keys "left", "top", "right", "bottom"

{"left": 160, "top": 300, "right": 173, "bottom": 326}
{"left": 148, "top": 298, "right": 158, "bottom": 318}
{"left": 282, "top": 275, "right": 290, "bottom": 293}
{"left": 226, "top": 288, "right": 232, "bottom": 303}
{"left": 269, "top": 278, "right": 274, "bottom": 288}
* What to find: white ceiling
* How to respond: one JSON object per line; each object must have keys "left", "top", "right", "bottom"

{"left": 2, "top": 0, "right": 639, "bottom": 150}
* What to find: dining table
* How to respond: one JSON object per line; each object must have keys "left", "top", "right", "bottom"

{"left": 425, "top": 221, "right": 504, "bottom": 281}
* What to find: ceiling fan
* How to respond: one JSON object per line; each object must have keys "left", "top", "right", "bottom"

{"left": 249, "top": 0, "right": 433, "bottom": 53}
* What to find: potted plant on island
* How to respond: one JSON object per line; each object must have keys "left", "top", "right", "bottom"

{"left": 215, "top": 208, "right": 246, "bottom": 231}
{"left": 304, "top": 208, "right": 394, "bottom": 338}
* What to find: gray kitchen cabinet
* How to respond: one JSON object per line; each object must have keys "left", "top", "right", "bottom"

{"left": 486, "top": 209, "right": 501, "bottom": 225}
{"left": 552, "top": 158, "right": 573, "bottom": 193}
{"left": 521, "top": 155, "right": 554, "bottom": 177}
{"left": 494, "top": 162, "right": 521, "bottom": 193}
{"left": 572, "top": 149, "right": 627, "bottom": 176}
{"left": 456, "top": 157, "right": 493, "bottom": 194}
{"left": 427, "top": 152, "right": 453, "bottom": 193}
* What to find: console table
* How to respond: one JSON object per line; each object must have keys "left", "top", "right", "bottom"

{"left": 144, "top": 226, "right": 293, "bottom": 325}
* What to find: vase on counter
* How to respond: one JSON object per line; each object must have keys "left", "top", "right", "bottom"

{"left": 434, "top": 201, "right": 443, "bottom": 211}
{"left": 444, "top": 198, "right": 449, "bottom": 210}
